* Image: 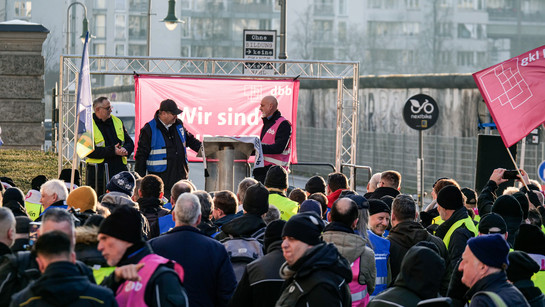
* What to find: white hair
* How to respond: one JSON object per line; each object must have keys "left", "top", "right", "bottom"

{"left": 41, "top": 179, "right": 69, "bottom": 201}
{"left": 174, "top": 193, "right": 201, "bottom": 226}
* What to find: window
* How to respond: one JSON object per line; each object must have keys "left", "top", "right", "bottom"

{"left": 403, "top": 22, "right": 419, "bottom": 35}
{"left": 458, "top": 0, "right": 475, "bottom": 9}
{"left": 129, "top": 15, "right": 147, "bottom": 39}
{"left": 180, "top": 0, "right": 191, "bottom": 9}
{"left": 95, "top": 14, "right": 106, "bottom": 38}
{"left": 457, "top": 51, "right": 474, "bottom": 66}
{"left": 181, "top": 46, "right": 190, "bottom": 57}
{"left": 338, "top": 21, "right": 347, "bottom": 41}
{"left": 438, "top": 23, "right": 451, "bottom": 37}
{"left": 402, "top": 50, "right": 416, "bottom": 65}
{"left": 93, "top": 43, "right": 106, "bottom": 55}
{"left": 180, "top": 17, "right": 190, "bottom": 38}
{"left": 457, "top": 23, "right": 473, "bottom": 38}
{"left": 115, "top": 15, "right": 126, "bottom": 40}
{"left": 95, "top": 0, "right": 107, "bottom": 9}
{"left": 116, "top": 0, "right": 126, "bottom": 10}
{"left": 115, "top": 44, "right": 125, "bottom": 56}
{"left": 128, "top": 44, "right": 147, "bottom": 56}
{"left": 338, "top": 0, "right": 347, "bottom": 15}
{"left": 313, "top": 20, "right": 333, "bottom": 41}
{"left": 14, "top": 1, "right": 31, "bottom": 18}
{"left": 439, "top": 51, "right": 451, "bottom": 65}
{"left": 406, "top": 0, "right": 419, "bottom": 9}
{"left": 314, "top": 0, "right": 334, "bottom": 16}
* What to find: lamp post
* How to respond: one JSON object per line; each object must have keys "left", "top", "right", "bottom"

{"left": 65, "top": 1, "right": 90, "bottom": 54}
{"left": 278, "top": 0, "right": 288, "bottom": 74}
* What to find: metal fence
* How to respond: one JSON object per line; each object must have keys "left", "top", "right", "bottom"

{"left": 294, "top": 126, "right": 545, "bottom": 195}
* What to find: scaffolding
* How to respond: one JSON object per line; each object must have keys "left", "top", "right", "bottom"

{"left": 59, "top": 56, "right": 360, "bottom": 188}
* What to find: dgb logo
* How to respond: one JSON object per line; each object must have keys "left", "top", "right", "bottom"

{"left": 270, "top": 86, "right": 292, "bottom": 96}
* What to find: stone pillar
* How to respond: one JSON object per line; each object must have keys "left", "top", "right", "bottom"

{"left": 0, "top": 20, "right": 49, "bottom": 150}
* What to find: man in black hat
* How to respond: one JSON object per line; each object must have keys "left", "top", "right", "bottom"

{"left": 264, "top": 166, "right": 298, "bottom": 221}
{"left": 135, "top": 98, "right": 202, "bottom": 198}
{"left": 434, "top": 185, "right": 478, "bottom": 281}
{"left": 98, "top": 205, "right": 188, "bottom": 306}
{"left": 86, "top": 96, "right": 134, "bottom": 196}
{"left": 276, "top": 212, "right": 352, "bottom": 306}
{"left": 507, "top": 251, "right": 545, "bottom": 306}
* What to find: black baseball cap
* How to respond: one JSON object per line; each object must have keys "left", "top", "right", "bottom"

{"left": 159, "top": 99, "right": 182, "bottom": 115}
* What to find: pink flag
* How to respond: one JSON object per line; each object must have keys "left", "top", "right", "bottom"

{"left": 473, "top": 45, "right": 545, "bottom": 147}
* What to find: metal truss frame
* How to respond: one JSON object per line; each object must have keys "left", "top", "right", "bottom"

{"left": 59, "top": 56, "right": 360, "bottom": 188}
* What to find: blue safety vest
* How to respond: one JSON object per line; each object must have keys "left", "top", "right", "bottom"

{"left": 146, "top": 119, "right": 186, "bottom": 173}
{"left": 367, "top": 229, "right": 390, "bottom": 297}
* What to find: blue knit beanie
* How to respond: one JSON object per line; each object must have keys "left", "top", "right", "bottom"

{"left": 467, "top": 234, "right": 510, "bottom": 269}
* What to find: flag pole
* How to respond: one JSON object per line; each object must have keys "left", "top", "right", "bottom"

{"left": 70, "top": 113, "right": 82, "bottom": 193}
{"left": 505, "top": 145, "right": 530, "bottom": 191}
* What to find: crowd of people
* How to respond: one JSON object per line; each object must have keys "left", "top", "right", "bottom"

{"left": 0, "top": 166, "right": 544, "bottom": 307}
{"left": 1, "top": 95, "right": 545, "bottom": 306}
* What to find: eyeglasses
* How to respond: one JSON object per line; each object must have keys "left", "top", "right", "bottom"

{"left": 100, "top": 106, "right": 113, "bottom": 111}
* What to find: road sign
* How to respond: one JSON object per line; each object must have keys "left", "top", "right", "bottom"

{"left": 538, "top": 160, "right": 545, "bottom": 182}
{"left": 403, "top": 94, "right": 439, "bottom": 130}
{"left": 243, "top": 29, "right": 276, "bottom": 75}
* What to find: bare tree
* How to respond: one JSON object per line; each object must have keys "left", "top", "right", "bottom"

{"left": 291, "top": 4, "right": 314, "bottom": 60}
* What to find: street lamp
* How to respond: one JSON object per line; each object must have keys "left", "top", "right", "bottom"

{"left": 65, "top": 1, "right": 90, "bottom": 54}
{"left": 161, "top": 0, "right": 182, "bottom": 31}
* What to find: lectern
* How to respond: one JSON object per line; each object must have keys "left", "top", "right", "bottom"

{"left": 201, "top": 136, "right": 256, "bottom": 192}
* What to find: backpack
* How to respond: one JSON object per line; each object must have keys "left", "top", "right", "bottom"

{"left": 220, "top": 229, "right": 265, "bottom": 282}
{"left": 142, "top": 206, "right": 171, "bottom": 239}
{"left": 0, "top": 251, "right": 40, "bottom": 306}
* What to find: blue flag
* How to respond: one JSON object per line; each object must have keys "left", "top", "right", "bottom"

{"left": 75, "top": 32, "right": 94, "bottom": 158}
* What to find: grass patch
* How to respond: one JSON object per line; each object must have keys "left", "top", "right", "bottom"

{"left": 0, "top": 149, "right": 58, "bottom": 192}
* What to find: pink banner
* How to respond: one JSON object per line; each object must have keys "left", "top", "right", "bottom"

{"left": 473, "top": 45, "right": 545, "bottom": 147}
{"left": 135, "top": 76, "right": 299, "bottom": 162}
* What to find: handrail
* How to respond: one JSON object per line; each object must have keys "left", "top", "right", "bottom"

{"left": 341, "top": 163, "right": 372, "bottom": 190}
{"left": 291, "top": 162, "right": 336, "bottom": 173}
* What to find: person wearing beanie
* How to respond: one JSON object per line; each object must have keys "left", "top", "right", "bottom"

{"left": 368, "top": 245, "right": 446, "bottom": 307}
{"left": 12, "top": 215, "right": 31, "bottom": 252}
{"left": 106, "top": 171, "right": 136, "bottom": 197}
{"left": 98, "top": 205, "right": 188, "bottom": 306}
{"left": 366, "top": 198, "right": 392, "bottom": 297}
{"left": 513, "top": 192, "right": 530, "bottom": 220}
{"left": 2, "top": 187, "right": 29, "bottom": 217}
{"left": 67, "top": 186, "right": 98, "bottom": 213}
{"left": 214, "top": 183, "right": 269, "bottom": 242}
{"left": 305, "top": 175, "right": 326, "bottom": 195}
{"left": 323, "top": 198, "right": 376, "bottom": 306}
{"left": 507, "top": 251, "right": 545, "bottom": 306}
{"left": 149, "top": 193, "right": 236, "bottom": 307}
{"left": 264, "top": 166, "right": 298, "bottom": 221}
{"left": 24, "top": 175, "right": 47, "bottom": 220}
{"left": 434, "top": 185, "right": 478, "bottom": 283}
{"left": 59, "top": 168, "right": 80, "bottom": 191}
{"left": 229, "top": 220, "right": 287, "bottom": 307}
{"left": 252, "top": 95, "right": 293, "bottom": 184}
{"left": 458, "top": 234, "right": 530, "bottom": 306}
{"left": 299, "top": 199, "right": 322, "bottom": 217}
{"left": 276, "top": 212, "right": 352, "bottom": 306}
{"left": 492, "top": 194, "right": 523, "bottom": 247}
{"left": 386, "top": 194, "right": 449, "bottom": 295}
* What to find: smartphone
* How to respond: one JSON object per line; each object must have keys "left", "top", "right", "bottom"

{"left": 503, "top": 170, "right": 519, "bottom": 180}
{"left": 28, "top": 222, "right": 41, "bottom": 247}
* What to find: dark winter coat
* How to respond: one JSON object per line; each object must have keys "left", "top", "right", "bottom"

{"left": 367, "top": 187, "right": 400, "bottom": 200}
{"left": 0, "top": 242, "right": 11, "bottom": 257}
{"left": 434, "top": 207, "right": 476, "bottom": 280}
{"left": 214, "top": 213, "right": 266, "bottom": 241}
{"left": 149, "top": 225, "right": 236, "bottom": 307}
{"left": 135, "top": 112, "right": 201, "bottom": 198}
{"left": 138, "top": 197, "right": 171, "bottom": 239}
{"left": 10, "top": 261, "right": 117, "bottom": 307}
{"left": 228, "top": 240, "right": 285, "bottom": 307}
{"left": 465, "top": 271, "right": 530, "bottom": 307}
{"left": 387, "top": 221, "right": 449, "bottom": 294}
{"left": 213, "top": 214, "right": 239, "bottom": 229}
{"left": 101, "top": 242, "right": 188, "bottom": 307}
{"left": 276, "top": 243, "right": 352, "bottom": 307}
{"left": 513, "top": 279, "right": 545, "bottom": 307}
{"left": 368, "top": 246, "right": 445, "bottom": 307}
